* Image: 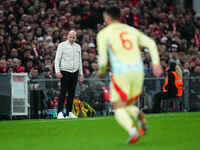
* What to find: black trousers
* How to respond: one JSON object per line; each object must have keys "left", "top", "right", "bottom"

{"left": 58, "top": 71, "right": 79, "bottom": 115}
{"left": 152, "top": 92, "right": 175, "bottom": 113}
{"left": 30, "top": 90, "right": 46, "bottom": 118}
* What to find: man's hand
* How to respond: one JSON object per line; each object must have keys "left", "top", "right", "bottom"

{"left": 153, "top": 64, "right": 163, "bottom": 77}
{"left": 56, "top": 72, "right": 63, "bottom": 79}
{"left": 79, "top": 75, "right": 84, "bottom": 83}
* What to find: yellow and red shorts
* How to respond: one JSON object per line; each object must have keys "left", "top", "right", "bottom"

{"left": 110, "top": 71, "right": 144, "bottom": 103}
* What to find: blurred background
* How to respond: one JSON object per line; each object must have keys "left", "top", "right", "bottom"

{"left": 0, "top": 0, "right": 200, "bottom": 119}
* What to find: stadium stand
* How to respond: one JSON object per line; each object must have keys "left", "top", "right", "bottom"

{"left": 0, "top": 0, "right": 199, "bottom": 76}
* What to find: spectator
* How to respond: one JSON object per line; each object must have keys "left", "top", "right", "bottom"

{"left": 29, "top": 67, "right": 47, "bottom": 118}
{"left": 10, "top": 48, "right": 19, "bottom": 59}
{"left": 25, "top": 59, "right": 34, "bottom": 73}
{"left": 7, "top": 58, "right": 13, "bottom": 68}
{"left": 12, "top": 58, "right": 25, "bottom": 73}
{"left": 0, "top": 58, "right": 7, "bottom": 73}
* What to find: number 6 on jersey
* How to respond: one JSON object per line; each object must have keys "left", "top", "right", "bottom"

{"left": 119, "top": 32, "right": 133, "bottom": 50}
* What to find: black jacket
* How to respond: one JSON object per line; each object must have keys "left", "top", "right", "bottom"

{"left": 165, "top": 72, "right": 178, "bottom": 97}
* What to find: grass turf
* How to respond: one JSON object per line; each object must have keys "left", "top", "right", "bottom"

{"left": 0, "top": 112, "right": 200, "bottom": 150}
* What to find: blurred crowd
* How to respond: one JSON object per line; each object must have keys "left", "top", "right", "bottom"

{"left": 0, "top": 0, "right": 200, "bottom": 78}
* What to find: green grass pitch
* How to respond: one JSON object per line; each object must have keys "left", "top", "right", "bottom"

{"left": 0, "top": 112, "right": 200, "bottom": 150}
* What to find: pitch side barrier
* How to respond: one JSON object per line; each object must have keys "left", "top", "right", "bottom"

{"left": 26, "top": 72, "right": 200, "bottom": 118}
{"left": 1, "top": 72, "right": 199, "bottom": 119}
